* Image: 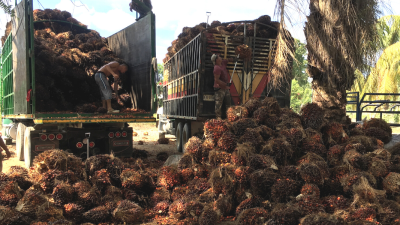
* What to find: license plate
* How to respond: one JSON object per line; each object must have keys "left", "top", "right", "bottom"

{"left": 35, "top": 144, "right": 56, "bottom": 152}
{"left": 113, "top": 140, "right": 129, "bottom": 147}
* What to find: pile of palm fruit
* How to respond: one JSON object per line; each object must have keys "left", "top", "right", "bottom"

{"left": 1, "top": 9, "right": 134, "bottom": 113}
{"left": 2, "top": 98, "right": 400, "bottom": 225}
{"left": 163, "top": 15, "right": 279, "bottom": 63}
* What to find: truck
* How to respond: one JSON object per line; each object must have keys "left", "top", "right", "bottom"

{"left": 158, "top": 21, "right": 292, "bottom": 152}
{"left": 1, "top": 0, "right": 157, "bottom": 168}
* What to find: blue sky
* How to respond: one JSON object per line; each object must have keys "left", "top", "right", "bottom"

{"left": 0, "top": 0, "right": 399, "bottom": 61}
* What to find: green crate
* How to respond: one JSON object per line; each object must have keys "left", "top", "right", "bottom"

{"left": 1, "top": 33, "right": 14, "bottom": 115}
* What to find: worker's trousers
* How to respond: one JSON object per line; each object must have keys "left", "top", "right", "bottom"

{"left": 215, "top": 88, "right": 231, "bottom": 118}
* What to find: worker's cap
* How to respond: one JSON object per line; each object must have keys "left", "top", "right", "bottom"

{"left": 211, "top": 54, "right": 218, "bottom": 65}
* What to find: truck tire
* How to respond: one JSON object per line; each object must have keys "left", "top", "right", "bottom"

{"left": 182, "top": 123, "right": 191, "bottom": 153}
{"left": 24, "top": 127, "right": 34, "bottom": 168}
{"left": 16, "top": 123, "right": 26, "bottom": 161}
{"left": 176, "top": 122, "right": 183, "bottom": 152}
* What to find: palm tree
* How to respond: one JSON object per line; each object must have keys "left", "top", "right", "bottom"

{"left": 273, "top": 0, "right": 382, "bottom": 124}
{"left": 0, "top": 0, "right": 12, "bottom": 15}
{"left": 351, "top": 15, "right": 400, "bottom": 98}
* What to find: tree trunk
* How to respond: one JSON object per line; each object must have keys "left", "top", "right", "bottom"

{"left": 311, "top": 76, "right": 349, "bottom": 124}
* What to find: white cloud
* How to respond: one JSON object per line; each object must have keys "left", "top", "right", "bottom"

{"left": 54, "top": 0, "right": 136, "bottom": 35}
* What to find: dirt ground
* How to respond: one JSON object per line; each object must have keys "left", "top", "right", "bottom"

{"left": 1, "top": 122, "right": 181, "bottom": 173}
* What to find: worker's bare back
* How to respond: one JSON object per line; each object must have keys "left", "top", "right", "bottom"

{"left": 98, "top": 61, "right": 121, "bottom": 77}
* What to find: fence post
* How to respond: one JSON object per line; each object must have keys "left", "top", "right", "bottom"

{"left": 356, "top": 92, "right": 361, "bottom": 121}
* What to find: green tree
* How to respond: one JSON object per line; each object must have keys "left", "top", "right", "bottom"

{"left": 290, "top": 39, "right": 312, "bottom": 113}
{"left": 0, "top": 1, "right": 13, "bottom": 15}
{"left": 352, "top": 15, "right": 400, "bottom": 98}
{"left": 157, "top": 63, "right": 164, "bottom": 84}
{"left": 291, "top": 79, "right": 312, "bottom": 113}
{"left": 293, "top": 39, "right": 308, "bottom": 86}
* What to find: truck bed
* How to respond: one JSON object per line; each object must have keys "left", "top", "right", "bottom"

{"left": 3, "top": 112, "right": 155, "bottom": 124}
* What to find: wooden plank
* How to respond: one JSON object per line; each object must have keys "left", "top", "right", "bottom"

{"left": 12, "top": 0, "right": 30, "bottom": 114}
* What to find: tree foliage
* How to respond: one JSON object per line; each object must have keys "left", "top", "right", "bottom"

{"left": 157, "top": 63, "right": 164, "bottom": 83}
{"left": 352, "top": 15, "right": 400, "bottom": 99}
{"left": 0, "top": 0, "right": 13, "bottom": 16}
{"left": 290, "top": 39, "right": 311, "bottom": 113}
{"left": 292, "top": 39, "right": 308, "bottom": 86}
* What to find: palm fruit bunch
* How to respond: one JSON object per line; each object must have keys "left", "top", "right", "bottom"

{"left": 209, "top": 164, "right": 236, "bottom": 195}
{"left": 235, "top": 197, "right": 263, "bottom": 216}
{"left": 157, "top": 166, "right": 181, "bottom": 190}
{"left": 271, "top": 178, "right": 300, "bottom": 202}
{"left": 185, "top": 136, "right": 204, "bottom": 161}
{"left": 248, "top": 154, "right": 277, "bottom": 171}
{"left": 169, "top": 199, "right": 187, "bottom": 219}
{"left": 231, "top": 118, "right": 258, "bottom": 136}
{"left": 16, "top": 184, "right": 48, "bottom": 218}
{"left": 52, "top": 183, "right": 74, "bottom": 206}
{"left": 199, "top": 208, "right": 219, "bottom": 225}
{"left": 235, "top": 44, "right": 253, "bottom": 60}
{"left": 82, "top": 205, "right": 110, "bottom": 223}
{"left": 250, "top": 169, "right": 278, "bottom": 197}
{"left": 120, "top": 168, "right": 155, "bottom": 194}
{"left": 112, "top": 200, "right": 143, "bottom": 223}
{"left": 231, "top": 142, "right": 255, "bottom": 166}
{"left": 6, "top": 166, "right": 32, "bottom": 190}
{"left": 261, "top": 137, "right": 293, "bottom": 165}
{"left": 321, "top": 195, "right": 349, "bottom": 213}
{"left": 363, "top": 118, "right": 392, "bottom": 138}
{"left": 153, "top": 200, "right": 169, "bottom": 215}
{"left": 237, "top": 207, "right": 269, "bottom": 225}
{"left": 227, "top": 106, "right": 249, "bottom": 122}
{"left": 300, "top": 213, "right": 344, "bottom": 225}
{"left": 217, "top": 132, "right": 237, "bottom": 153}
{"left": 269, "top": 203, "right": 302, "bottom": 224}
{"left": 157, "top": 138, "right": 170, "bottom": 144}
{"left": 63, "top": 203, "right": 84, "bottom": 222}
{"left": 35, "top": 202, "right": 65, "bottom": 222}
{"left": 238, "top": 127, "right": 265, "bottom": 150}
{"left": 0, "top": 205, "right": 31, "bottom": 225}
{"left": 209, "top": 150, "right": 232, "bottom": 167}
{"left": 204, "top": 119, "right": 229, "bottom": 144}
{"left": 300, "top": 103, "right": 325, "bottom": 130}
{"left": 213, "top": 194, "right": 234, "bottom": 217}
{"left": 321, "top": 122, "right": 348, "bottom": 147}
{"left": 243, "top": 98, "right": 261, "bottom": 116}
{"left": 0, "top": 180, "right": 23, "bottom": 207}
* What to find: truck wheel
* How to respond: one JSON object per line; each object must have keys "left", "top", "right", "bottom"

{"left": 176, "top": 122, "right": 183, "bottom": 152}
{"left": 182, "top": 123, "right": 191, "bottom": 153}
{"left": 16, "top": 123, "right": 26, "bottom": 161}
{"left": 24, "top": 127, "right": 34, "bottom": 168}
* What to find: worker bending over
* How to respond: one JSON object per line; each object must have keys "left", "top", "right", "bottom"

{"left": 95, "top": 61, "right": 128, "bottom": 113}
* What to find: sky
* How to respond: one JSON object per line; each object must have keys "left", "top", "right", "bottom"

{"left": 0, "top": 0, "right": 399, "bottom": 62}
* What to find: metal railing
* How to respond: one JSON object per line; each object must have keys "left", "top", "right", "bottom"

{"left": 163, "top": 34, "right": 201, "bottom": 120}
{"left": 346, "top": 92, "right": 400, "bottom": 126}
{"left": 1, "top": 33, "right": 14, "bottom": 115}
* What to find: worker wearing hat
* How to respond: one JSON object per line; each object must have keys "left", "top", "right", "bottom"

{"left": 211, "top": 54, "right": 235, "bottom": 119}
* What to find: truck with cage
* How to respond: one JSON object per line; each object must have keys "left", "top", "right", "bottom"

{"left": 1, "top": 0, "right": 157, "bottom": 168}
{"left": 158, "top": 20, "right": 292, "bottom": 152}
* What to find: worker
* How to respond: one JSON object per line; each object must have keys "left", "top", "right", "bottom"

{"left": 129, "top": 0, "right": 153, "bottom": 20}
{"left": 211, "top": 54, "right": 235, "bottom": 119}
{"left": 0, "top": 136, "right": 11, "bottom": 172}
{"left": 95, "top": 61, "right": 128, "bottom": 113}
